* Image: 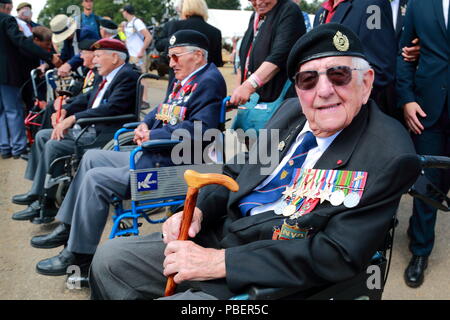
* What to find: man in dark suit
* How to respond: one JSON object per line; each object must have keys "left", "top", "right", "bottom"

{"left": 0, "top": 0, "right": 62, "bottom": 159}
{"left": 88, "top": 24, "right": 420, "bottom": 300}
{"left": 314, "top": 0, "right": 397, "bottom": 111}
{"left": 28, "top": 30, "right": 226, "bottom": 279}
{"left": 11, "top": 39, "right": 140, "bottom": 223}
{"left": 397, "top": 0, "right": 450, "bottom": 288}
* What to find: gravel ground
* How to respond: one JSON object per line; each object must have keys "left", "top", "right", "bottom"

{"left": 1, "top": 65, "right": 449, "bottom": 300}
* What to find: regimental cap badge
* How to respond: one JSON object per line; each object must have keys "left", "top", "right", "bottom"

{"left": 333, "top": 31, "right": 349, "bottom": 52}
{"left": 169, "top": 35, "right": 176, "bottom": 46}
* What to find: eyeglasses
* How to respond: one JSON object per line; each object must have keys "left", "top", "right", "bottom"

{"left": 294, "top": 66, "right": 363, "bottom": 90}
{"left": 168, "top": 50, "right": 195, "bottom": 62}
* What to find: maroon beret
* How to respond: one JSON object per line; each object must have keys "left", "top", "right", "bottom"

{"left": 90, "top": 38, "right": 128, "bottom": 54}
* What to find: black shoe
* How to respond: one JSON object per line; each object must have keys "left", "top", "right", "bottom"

{"left": 404, "top": 255, "right": 428, "bottom": 288}
{"left": 12, "top": 192, "right": 39, "bottom": 205}
{"left": 1, "top": 153, "right": 12, "bottom": 159}
{"left": 20, "top": 153, "right": 29, "bottom": 161}
{"left": 30, "top": 223, "right": 70, "bottom": 249}
{"left": 36, "top": 248, "right": 93, "bottom": 276}
{"left": 11, "top": 200, "right": 40, "bottom": 221}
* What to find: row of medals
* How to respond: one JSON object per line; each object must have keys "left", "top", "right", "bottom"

{"left": 274, "top": 169, "right": 365, "bottom": 218}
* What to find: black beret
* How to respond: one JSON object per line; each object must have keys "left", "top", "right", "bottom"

{"left": 0, "top": 0, "right": 12, "bottom": 4}
{"left": 79, "top": 38, "right": 98, "bottom": 51}
{"left": 287, "top": 23, "right": 367, "bottom": 80}
{"left": 99, "top": 18, "right": 118, "bottom": 30}
{"left": 168, "top": 29, "right": 209, "bottom": 52}
{"left": 121, "top": 4, "right": 135, "bottom": 15}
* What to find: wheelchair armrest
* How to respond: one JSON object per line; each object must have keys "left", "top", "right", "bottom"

{"left": 246, "top": 287, "right": 301, "bottom": 300}
{"left": 76, "top": 114, "right": 137, "bottom": 126}
{"left": 418, "top": 155, "right": 450, "bottom": 169}
{"left": 141, "top": 139, "right": 181, "bottom": 151}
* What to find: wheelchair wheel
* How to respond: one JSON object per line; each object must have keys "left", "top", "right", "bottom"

{"left": 102, "top": 131, "right": 136, "bottom": 151}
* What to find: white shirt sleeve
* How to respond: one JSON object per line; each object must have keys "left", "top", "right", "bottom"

{"left": 134, "top": 18, "right": 146, "bottom": 32}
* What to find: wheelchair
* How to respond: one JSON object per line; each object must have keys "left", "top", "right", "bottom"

{"left": 108, "top": 95, "right": 231, "bottom": 238}
{"left": 228, "top": 155, "right": 450, "bottom": 300}
{"left": 23, "top": 68, "right": 83, "bottom": 146}
{"left": 35, "top": 73, "right": 159, "bottom": 222}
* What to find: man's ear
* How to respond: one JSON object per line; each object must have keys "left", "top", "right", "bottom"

{"left": 362, "top": 68, "right": 375, "bottom": 104}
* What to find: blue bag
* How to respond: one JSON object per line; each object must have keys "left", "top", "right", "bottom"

{"left": 231, "top": 80, "right": 292, "bottom": 135}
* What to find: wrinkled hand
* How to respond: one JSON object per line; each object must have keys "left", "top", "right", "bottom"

{"left": 51, "top": 54, "right": 63, "bottom": 68}
{"left": 161, "top": 207, "right": 203, "bottom": 244}
{"left": 229, "top": 81, "right": 254, "bottom": 106}
{"left": 402, "top": 38, "right": 421, "bottom": 62}
{"left": 51, "top": 106, "right": 67, "bottom": 128}
{"left": 57, "top": 63, "right": 72, "bottom": 77}
{"left": 163, "top": 240, "right": 225, "bottom": 284}
{"left": 50, "top": 115, "right": 75, "bottom": 140}
{"left": 403, "top": 102, "right": 427, "bottom": 135}
{"left": 133, "top": 122, "right": 150, "bottom": 146}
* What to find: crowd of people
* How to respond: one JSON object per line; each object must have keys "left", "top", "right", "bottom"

{"left": 0, "top": 0, "right": 448, "bottom": 300}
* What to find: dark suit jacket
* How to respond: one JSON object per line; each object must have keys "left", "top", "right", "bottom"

{"left": 137, "top": 63, "right": 226, "bottom": 169}
{"left": 63, "top": 63, "right": 140, "bottom": 133}
{"left": 167, "top": 15, "right": 223, "bottom": 68}
{"left": 314, "top": 0, "right": 397, "bottom": 100}
{"left": 191, "top": 98, "right": 420, "bottom": 299}
{"left": 396, "top": 0, "right": 450, "bottom": 128}
{"left": 0, "top": 12, "right": 52, "bottom": 87}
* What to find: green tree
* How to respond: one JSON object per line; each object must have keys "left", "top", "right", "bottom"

{"left": 38, "top": 0, "right": 173, "bottom": 27}
{"left": 205, "top": 0, "right": 240, "bottom": 10}
{"left": 299, "top": 0, "right": 322, "bottom": 15}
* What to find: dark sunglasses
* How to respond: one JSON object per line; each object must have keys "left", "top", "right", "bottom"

{"left": 294, "top": 66, "right": 362, "bottom": 90}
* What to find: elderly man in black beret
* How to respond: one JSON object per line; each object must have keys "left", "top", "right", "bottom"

{"left": 99, "top": 18, "right": 120, "bottom": 40}
{"left": 27, "top": 30, "right": 226, "bottom": 282}
{"left": 88, "top": 23, "right": 421, "bottom": 300}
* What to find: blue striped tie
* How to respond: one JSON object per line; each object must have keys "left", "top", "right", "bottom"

{"left": 238, "top": 131, "right": 317, "bottom": 216}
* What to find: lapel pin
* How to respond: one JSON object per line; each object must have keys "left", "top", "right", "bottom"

{"left": 336, "top": 160, "right": 343, "bottom": 165}
{"left": 278, "top": 141, "right": 285, "bottom": 152}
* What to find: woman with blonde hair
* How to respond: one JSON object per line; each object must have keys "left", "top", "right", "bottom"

{"left": 167, "top": 0, "right": 223, "bottom": 75}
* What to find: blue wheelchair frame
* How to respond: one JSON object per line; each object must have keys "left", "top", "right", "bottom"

{"left": 109, "top": 97, "right": 231, "bottom": 238}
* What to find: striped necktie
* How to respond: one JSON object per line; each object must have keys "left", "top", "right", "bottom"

{"left": 90, "top": 78, "right": 107, "bottom": 108}
{"left": 238, "top": 131, "right": 318, "bottom": 216}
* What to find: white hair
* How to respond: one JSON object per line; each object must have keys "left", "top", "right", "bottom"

{"left": 101, "top": 27, "right": 118, "bottom": 36}
{"left": 103, "top": 49, "right": 127, "bottom": 62}
{"left": 184, "top": 45, "right": 208, "bottom": 61}
{"left": 351, "top": 57, "right": 372, "bottom": 84}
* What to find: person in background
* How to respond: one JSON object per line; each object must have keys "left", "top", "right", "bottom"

{"left": 15, "top": 2, "right": 38, "bottom": 37}
{"left": 292, "top": 0, "right": 312, "bottom": 32}
{"left": 121, "top": 4, "right": 152, "bottom": 73}
{"left": 230, "top": 0, "right": 305, "bottom": 106}
{"left": 80, "top": 0, "right": 101, "bottom": 38}
{"left": 396, "top": 0, "right": 450, "bottom": 289}
{"left": 99, "top": 17, "right": 120, "bottom": 40}
{"left": 51, "top": 14, "right": 100, "bottom": 77}
{"left": 0, "top": 0, "right": 62, "bottom": 160}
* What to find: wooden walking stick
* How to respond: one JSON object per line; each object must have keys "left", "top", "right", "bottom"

{"left": 164, "top": 169, "right": 239, "bottom": 297}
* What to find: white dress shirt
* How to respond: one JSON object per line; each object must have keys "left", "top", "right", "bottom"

{"left": 91, "top": 63, "right": 125, "bottom": 109}
{"left": 444, "top": 0, "right": 449, "bottom": 28}
{"left": 390, "top": 0, "right": 400, "bottom": 30}
{"left": 249, "top": 122, "right": 341, "bottom": 216}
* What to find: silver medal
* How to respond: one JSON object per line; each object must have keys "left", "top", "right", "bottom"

{"left": 169, "top": 117, "right": 178, "bottom": 125}
{"left": 282, "top": 204, "right": 297, "bottom": 216}
{"left": 343, "top": 192, "right": 360, "bottom": 208}
{"left": 329, "top": 190, "right": 345, "bottom": 206}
